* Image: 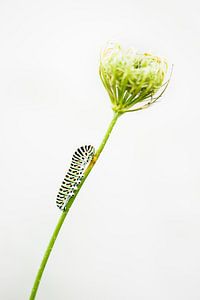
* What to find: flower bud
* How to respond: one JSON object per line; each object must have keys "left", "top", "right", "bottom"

{"left": 99, "top": 43, "right": 169, "bottom": 113}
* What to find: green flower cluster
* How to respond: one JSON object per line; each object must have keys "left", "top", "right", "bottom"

{"left": 99, "top": 43, "right": 168, "bottom": 113}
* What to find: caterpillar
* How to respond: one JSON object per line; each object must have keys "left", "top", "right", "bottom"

{"left": 56, "top": 145, "right": 95, "bottom": 211}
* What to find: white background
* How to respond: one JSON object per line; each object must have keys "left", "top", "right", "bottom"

{"left": 0, "top": 0, "right": 200, "bottom": 299}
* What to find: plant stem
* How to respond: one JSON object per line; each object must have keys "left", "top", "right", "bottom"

{"left": 29, "top": 111, "right": 122, "bottom": 300}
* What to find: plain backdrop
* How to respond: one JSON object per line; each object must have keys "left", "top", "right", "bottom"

{"left": 0, "top": 0, "right": 200, "bottom": 299}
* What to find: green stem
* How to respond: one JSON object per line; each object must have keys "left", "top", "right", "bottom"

{"left": 29, "top": 111, "right": 122, "bottom": 300}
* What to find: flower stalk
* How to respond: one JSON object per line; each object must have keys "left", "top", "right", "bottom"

{"left": 29, "top": 111, "right": 122, "bottom": 300}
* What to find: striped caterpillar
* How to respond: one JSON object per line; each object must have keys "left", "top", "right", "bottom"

{"left": 56, "top": 145, "right": 95, "bottom": 210}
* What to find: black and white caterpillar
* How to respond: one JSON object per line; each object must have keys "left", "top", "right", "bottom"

{"left": 56, "top": 145, "right": 95, "bottom": 210}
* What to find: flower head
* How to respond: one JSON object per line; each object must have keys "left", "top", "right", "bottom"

{"left": 99, "top": 43, "right": 169, "bottom": 113}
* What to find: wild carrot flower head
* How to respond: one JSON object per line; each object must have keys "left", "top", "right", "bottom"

{"left": 99, "top": 43, "right": 169, "bottom": 113}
